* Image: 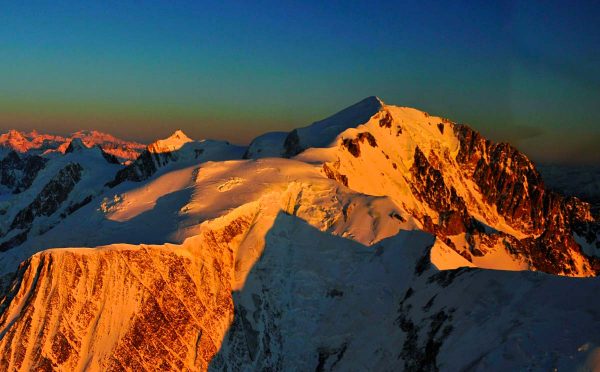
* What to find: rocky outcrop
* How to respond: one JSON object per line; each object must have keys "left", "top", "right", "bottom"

{"left": 322, "top": 162, "right": 349, "bottom": 187}
{"left": 453, "top": 124, "right": 598, "bottom": 275}
{"left": 10, "top": 163, "right": 83, "bottom": 231}
{"left": 0, "top": 151, "right": 47, "bottom": 194}
{"left": 106, "top": 150, "right": 160, "bottom": 187}
{"left": 282, "top": 129, "right": 303, "bottom": 158}
{"left": 341, "top": 132, "right": 377, "bottom": 158}
{"left": 455, "top": 125, "right": 548, "bottom": 234}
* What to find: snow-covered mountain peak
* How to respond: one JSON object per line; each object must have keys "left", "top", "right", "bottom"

{"left": 0, "top": 97, "right": 599, "bottom": 371}
{"left": 244, "top": 96, "right": 384, "bottom": 159}
{"left": 0, "top": 130, "right": 32, "bottom": 153}
{"left": 147, "top": 129, "right": 193, "bottom": 153}
{"left": 5, "top": 129, "right": 25, "bottom": 139}
{"left": 64, "top": 138, "right": 89, "bottom": 153}
{"left": 369, "top": 95, "right": 386, "bottom": 106}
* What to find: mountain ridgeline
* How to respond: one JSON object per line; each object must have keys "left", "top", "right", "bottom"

{"left": 0, "top": 97, "right": 598, "bottom": 370}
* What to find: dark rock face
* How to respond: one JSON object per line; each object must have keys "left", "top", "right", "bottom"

{"left": 99, "top": 147, "right": 121, "bottom": 164}
{"left": 10, "top": 163, "right": 83, "bottom": 231}
{"left": 322, "top": 162, "right": 349, "bottom": 187}
{"left": 378, "top": 110, "right": 393, "bottom": 129}
{"left": 107, "top": 150, "right": 160, "bottom": 188}
{"left": 0, "top": 151, "right": 47, "bottom": 194}
{"left": 453, "top": 124, "right": 599, "bottom": 275}
{"left": 455, "top": 125, "right": 548, "bottom": 234}
{"left": 411, "top": 147, "right": 465, "bottom": 216}
{"left": 60, "top": 195, "right": 93, "bottom": 218}
{"left": 0, "top": 230, "right": 29, "bottom": 252}
{"left": 396, "top": 286, "right": 455, "bottom": 372}
{"left": 341, "top": 132, "right": 378, "bottom": 158}
{"left": 316, "top": 343, "right": 347, "bottom": 371}
{"left": 410, "top": 147, "right": 470, "bottom": 237}
{"left": 380, "top": 126, "right": 600, "bottom": 276}
{"left": 64, "top": 138, "right": 86, "bottom": 153}
{"left": 282, "top": 129, "right": 303, "bottom": 158}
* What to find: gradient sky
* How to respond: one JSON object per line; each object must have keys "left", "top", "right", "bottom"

{"left": 1, "top": 0, "right": 599, "bottom": 164}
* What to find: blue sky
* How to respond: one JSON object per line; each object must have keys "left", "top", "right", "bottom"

{"left": 1, "top": 0, "right": 599, "bottom": 163}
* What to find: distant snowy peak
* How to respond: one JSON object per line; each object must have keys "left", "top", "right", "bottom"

{"left": 57, "top": 130, "right": 146, "bottom": 161}
{"left": 147, "top": 129, "right": 192, "bottom": 154}
{"left": 0, "top": 130, "right": 64, "bottom": 154}
{"left": 106, "top": 133, "right": 246, "bottom": 188}
{"left": 64, "top": 138, "right": 89, "bottom": 153}
{"left": 244, "top": 96, "right": 384, "bottom": 158}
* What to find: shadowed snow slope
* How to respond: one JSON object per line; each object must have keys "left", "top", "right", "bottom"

{"left": 0, "top": 97, "right": 598, "bottom": 371}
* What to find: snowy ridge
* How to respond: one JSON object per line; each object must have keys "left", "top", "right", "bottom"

{"left": 244, "top": 96, "right": 383, "bottom": 158}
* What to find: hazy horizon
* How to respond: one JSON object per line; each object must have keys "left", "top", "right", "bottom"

{"left": 1, "top": 1, "right": 599, "bottom": 164}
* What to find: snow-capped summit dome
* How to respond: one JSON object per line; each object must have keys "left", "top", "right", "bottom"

{"left": 147, "top": 130, "right": 193, "bottom": 153}
{"left": 244, "top": 96, "right": 385, "bottom": 159}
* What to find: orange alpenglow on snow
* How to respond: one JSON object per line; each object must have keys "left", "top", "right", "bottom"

{"left": 0, "top": 97, "right": 598, "bottom": 370}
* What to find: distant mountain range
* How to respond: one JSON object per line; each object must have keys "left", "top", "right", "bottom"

{"left": 0, "top": 97, "right": 598, "bottom": 370}
{"left": 0, "top": 129, "right": 145, "bottom": 163}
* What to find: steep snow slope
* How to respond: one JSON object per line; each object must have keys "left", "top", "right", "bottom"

{"left": 0, "top": 157, "right": 417, "bottom": 279}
